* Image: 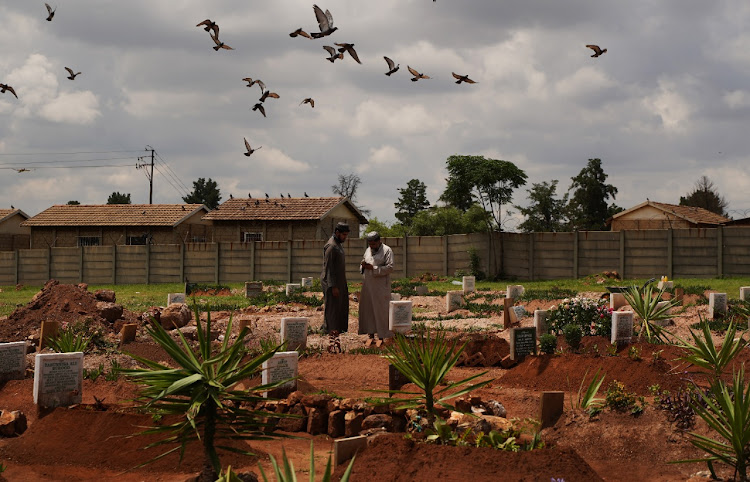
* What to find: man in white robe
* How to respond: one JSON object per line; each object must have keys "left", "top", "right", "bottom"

{"left": 358, "top": 231, "right": 394, "bottom": 347}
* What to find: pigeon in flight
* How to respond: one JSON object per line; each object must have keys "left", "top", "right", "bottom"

{"left": 452, "top": 72, "right": 477, "bottom": 84}
{"left": 244, "top": 138, "right": 261, "bottom": 157}
{"left": 383, "top": 56, "right": 399, "bottom": 76}
{"left": 196, "top": 19, "right": 219, "bottom": 38}
{"left": 14, "top": 168, "right": 30, "bottom": 173}
{"left": 45, "top": 3, "right": 56, "bottom": 21}
{"left": 300, "top": 98, "right": 315, "bottom": 108}
{"left": 252, "top": 103, "right": 266, "bottom": 117}
{"left": 335, "top": 43, "right": 361, "bottom": 64}
{"left": 259, "top": 89, "right": 280, "bottom": 103}
{"left": 407, "top": 66, "right": 431, "bottom": 82}
{"left": 586, "top": 44, "right": 607, "bottom": 57}
{"left": 323, "top": 45, "right": 343, "bottom": 63}
{"left": 65, "top": 67, "right": 81, "bottom": 80}
{"left": 289, "top": 28, "right": 312, "bottom": 39}
{"left": 211, "top": 33, "right": 233, "bottom": 51}
{"left": 242, "top": 77, "right": 260, "bottom": 88}
{"left": 311, "top": 5, "right": 337, "bottom": 38}
{"left": 0, "top": 83, "right": 18, "bottom": 99}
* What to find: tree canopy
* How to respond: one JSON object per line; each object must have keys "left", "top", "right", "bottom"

{"left": 566, "top": 158, "right": 621, "bottom": 231}
{"left": 439, "top": 155, "right": 527, "bottom": 231}
{"left": 394, "top": 179, "right": 430, "bottom": 225}
{"left": 363, "top": 217, "right": 408, "bottom": 238}
{"left": 514, "top": 180, "right": 569, "bottom": 232}
{"left": 183, "top": 177, "right": 222, "bottom": 209}
{"left": 410, "top": 205, "right": 490, "bottom": 236}
{"left": 679, "top": 175, "right": 728, "bottom": 217}
{"left": 107, "top": 192, "right": 131, "bottom": 204}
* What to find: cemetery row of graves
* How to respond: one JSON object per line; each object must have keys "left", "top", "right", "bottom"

{"left": 1, "top": 274, "right": 750, "bottom": 480}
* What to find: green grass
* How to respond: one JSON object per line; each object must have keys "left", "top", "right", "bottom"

{"left": 2, "top": 276, "right": 750, "bottom": 318}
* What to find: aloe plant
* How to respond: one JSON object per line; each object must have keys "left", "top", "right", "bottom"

{"left": 621, "top": 283, "right": 679, "bottom": 342}
{"left": 669, "top": 319, "right": 747, "bottom": 380}
{"left": 47, "top": 327, "right": 91, "bottom": 353}
{"left": 257, "top": 441, "right": 355, "bottom": 482}
{"left": 568, "top": 368, "right": 605, "bottom": 412}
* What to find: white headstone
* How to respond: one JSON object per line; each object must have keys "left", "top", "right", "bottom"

{"left": 0, "top": 341, "right": 28, "bottom": 381}
{"left": 446, "top": 291, "right": 464, "bottom": 312}
{"left": 261, "top": 351, "right": 298, "bottom": 398}
{"left": 280, "top": 317, "right": 309, "bottom": 351}
{"left": 389, "top": 301, "right": 413, "bottom": 334}
{"left": 741, "top": 287, "right": 750, "bottom": 302}
{"left": 285, "top": 283, "right": 301, "bottom": 296}
{"left": 391, "top": 293, "right": 402, "bottom": 301}
{"left": 709, "top": 293, "right": 728, "bottom": 320}
{"left": 462, "top": 276, "right": 476, "bottom": 294}
{"left": 301, "top": 277, "right": 314, "bottom": 288}
{"left": 611, "top": 311, "right": 634, "bottom": 345}
{"left": 507, "top": 285, "right": 525, "bottom": 299}
{"left": 657, "top": 280, "right": 674, "bottom": 291}
{"left": 610, "top": 293, "right": 627, "bottom": 310}
{"left": 534, "top": 310, "right": 548, "bottom": 338}
{"left": 512, "top": 306, "right": 527, "bottom": 320}
{"left": 167, "top": 293, "right": 186, "bottom": 305}
{"left": 33, "top": 352, "right": 83, "bottom": 407}
{"left": 652, "top": 300, "right": 673, "bottom": 327}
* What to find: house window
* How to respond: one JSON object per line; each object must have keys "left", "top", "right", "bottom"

{"left": 127, "top": 234, "right": 148, "bottom": 245}
{"left": 78, "top": 236, "right": 101, "bottom": 247}
{"left": 191, "top": 235, "right": 207, "bottom": 243}
{"left": 243, "top": 232, "right": 263, "bottom": 242}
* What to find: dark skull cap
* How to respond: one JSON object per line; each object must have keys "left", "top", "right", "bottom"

{"left": 335, "top": 222, "right": 350, "bottom": 233}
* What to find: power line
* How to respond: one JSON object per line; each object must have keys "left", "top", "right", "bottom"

{"left": 154, "top": 159, "right": 190, "bottom": 197}
{"left": 153, "top": 163, "right": 190, "bottom": 199}
{"left": 155, "top": 152, "right": 191, "bottom": 193}
{"left": 0, "top": 150, "right": 145, "bottom": 156}
{"left": 0, "top": 156, "right": 140, "bottom": 167}
{"left": 0, "top": 164, "right": 136, "bottom": 170}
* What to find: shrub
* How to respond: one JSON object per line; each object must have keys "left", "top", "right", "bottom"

{"left": 47, "top": 326, "right": 92, "bottom": 353}
{"left": 604, "top": 380, "right": 645, "bottom": 415}
{"left": 546, "top": 297, "right": 612, "bottom": 338}
{"left": 539, "top": 334, "right": 557, "bottom": 354}
{"left": 563, "top": 324, "right": 582, "bottom": 351}
{"left": 622, "top": 284, "right": 679, "bottom": 342}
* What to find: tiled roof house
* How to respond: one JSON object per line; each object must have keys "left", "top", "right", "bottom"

{"left": 0, "top": 208, "right": 31, "bottom": 250}
{"left": 608, "top": 200, "right": 730, "bottom": 230}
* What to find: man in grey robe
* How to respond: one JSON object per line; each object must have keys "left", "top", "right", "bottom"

{"left": 358, "top": 231, "right": 394, "bottom": 347}
{"left": 321, "top": 222, "right": 350, "bottom": 341}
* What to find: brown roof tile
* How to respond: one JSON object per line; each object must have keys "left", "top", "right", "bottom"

{"left": 203, "top": 197, "right": 367, "bottom": 223}
{"left": 22, "top": 204, "right": 207, "bottom": 227}
{"left": 648, "top": 201, "right": 730, "bottom": 225}
{"left": 0, "top": 208, "right": 30, "bottom": 223}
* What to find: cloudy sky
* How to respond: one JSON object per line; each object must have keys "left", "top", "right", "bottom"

{"left": 2, "top": 1, "right": 750, "bottom": 228}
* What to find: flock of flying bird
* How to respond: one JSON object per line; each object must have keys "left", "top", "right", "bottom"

{"left": 0, "top": 4, "right": 609, "bottom": 173}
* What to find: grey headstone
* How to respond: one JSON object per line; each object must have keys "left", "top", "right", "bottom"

{"left": 280, "top": 317, "right": 308, "bottom": 351}
{"left": 611, "top": 311, "right": 634, "bottom": 345}
{"left": 390, "top": 293, "right": 402, "bottom": 301}
{"left": 709, "top": 293, "right": 728, "bottom": 319}
{"left": 244, "top": 281, "right": 263, "bottom": 298}
{"left": 446, "top": 291, "right": 464, "bottom": 312}
{"left": 510, "top": 327, "right": 537, "bottom": 360}
{"left": 534, "top": 310, "right": 548, "bottom": 339}
{"left": 0, "top": 341, "right": 28, "bottom": 381}
{"left": 389, "top": 301, "right": 412, "bottom": 334}
{"left": 415, "top": 285, "right": 428, "bottom": 296}
{"left": 33, "top": 352, "right": 83, "bottom": 408}
{"left": 462, "top": 276, "right": 476, "bottom": 294}
{"left": 261, "top": 351, "right": 298, "bottom": 398}
{"left": 167, "top": 293, "right": 186, "bottom": 305}
{"left": 506, "top": 285, "right": 525, "bottom": 299}
{"left": 741, "top": 287, "right": 750, "bottom": 302}
{"left": 285, "top": 283, "right": 301, "bottom": 296}
{"left": 610, "top": 293, "right": 627, "bottom": 310}
{"left": 333, "top": 435, "right": 368, "bottom": 466}
{"left": 301, "top": 277, "right": 314, "bottom": 288}
{"left": 511, "top": 305, "right": 527, "bottom": 320}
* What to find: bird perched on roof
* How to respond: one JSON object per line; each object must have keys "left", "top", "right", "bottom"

{"left": 300, "top": 98, "right": 314, "bottom": 108}
{"left": 323, "top": 46, "right": 343, "bottom": 63}
{"left": 265, "top": 193, "right": 269, "bottom": 198}
{"left": 255, "top": 200, "right": 260, "bottom": 206}
{"left": 252, "top": 103, "right": 266, "bottom": 117}
{"left": 274, "top": 201, "right": 278, "bottom": 206}
{"left": 311, "top": 5, "right": 337, "bottom": 38}
{"left": 287, "top": 193, "right": 291, "bottom": 198}
{"left": 289, "top": 28, "right": 312, "bottom": 39}
{"left": 586, "top": 44, "right": 607, "bottom": 57}
{"left": 65, "top": 67, "right": 81, "bottom": 80}
{"left": 0, "top": 83, "right": 18, "bottom": 99}
{"left": 452, "top": 72, "right": 476, "bottom": 84}
{"left": 279, "top": 193, "right": 284, "bottom": 198}
{"left": 229, "top": 194, "right": 233, "bottom": 199}
{"left": 259, "top": 89, "right": 280, "bottom": 103}
{"left": 196, "top": 19, "right": 219, "bottom": 38}
{"left": 383, "top": 56, "right": 399, "bottom": 76}
{"left": 304, "top": 192, "right": 309, "bottom": 197}
{"left": 211, "top": 32, "right": 233, "bottom": 51}
{"left": 265, "top": 198, "right": 270, "bottom": 203}
{"left": 244, "top": 137, "right": 261, "bottom": 157}
{"left": 335, "top": 43, "right": 361, "bottom": 64}
{"left": 45, "top": 3, "right": 56, "bottom": 21}
{"left": 407, "top": 66, "right": 431, "bottom": 82}
{"left": 248, "top": 193, "right": 252, "bottom": 198}
{"left": 181, "top": 205, "right": 186, "bottom": 211}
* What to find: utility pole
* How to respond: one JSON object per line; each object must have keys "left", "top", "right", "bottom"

{"left": 136, "top": 145, "right": 155, "bottom": 204}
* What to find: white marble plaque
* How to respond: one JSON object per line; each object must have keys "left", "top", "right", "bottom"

{"left": 534, "top": 310, "right": 548, "bottom": 339}
{"left": 285, "top": 283, "right": 301, "bottom": 296}
{"left": 741, "top": 287, "right": 750, "bottom": 302}
{"left": 391, "top": 293, "right": 402, "bottom": 301}
{"left": 462, "top": 276, "right": 476, "bottom": 294}
{"left": 446, "top": 291, "right": 464, "bottom": 312}
{"left": 301, "top": 277, "right": 314, "bottom": 288}
{"left": 709, "top": 293, "right": 728, "bottom": 320}
{"left": 261, "top": 351, "right": 298, "bottom": 398}
{"left": 507, "top": 285, "right": 525, "bottom": 299}
{"left": 0, "top": 341, "right": 28, "bottom": 381}
{"left": 389, "top": 301, "right": 413, "bottom": 334}
{"left": 280, "top": 317, "right": 308, "bottom": 351}
{"left": 657, "top": 281, "right": 674, "bottom": 290}
{"left": 512, "top": 306, "right": 527, "bottom": 320}
{"left": 33, "top": 352, "right": 83, "bottom": 407}
{"left": 610, "top": 293, "right": 627, "bottom": 310}
{"left": 611, "top": 311, "right": 634, "bottom": 345}
{"left": 652, "top": 301, "right": 673, "bottom": 327}
{"left": 167, "top": 293, "right": 186, "bottom": 305}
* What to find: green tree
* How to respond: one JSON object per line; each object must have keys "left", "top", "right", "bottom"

{"left": 183, "top": 177, "right": 222, "bottom": 210}
{"left": 363, "top": 217, "right": 408, "bottom": 238}
{"left": 66, "top": 200, "right": 80, "bottom": 205}
{"left": 410, "top": 205, "right": 490, "bottom": 236}
{"left": 514, "top": 180, "right": 569, "bottom": 232}
{"left": 394, "top": 179, "right": 430, "bottom": 225}
{"left": 679, "top": 175, "right": 728, "bottom": 217}
{"left": 439, "top": 155, "right": 527, "bottom": 231}
{"left": 566, "top": 159, "right": 621, "bottom": 231}
{"left": 107, "top": 192, "right": 131, "bottom": 204}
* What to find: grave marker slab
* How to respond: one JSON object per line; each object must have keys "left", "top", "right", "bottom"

{"left": 534, "top": 310, "right": 548, "bottom": 339}
{"left": 388, "top": 364, "right": 409, "bottom": 393}
{"left": 33, "top": 352, "right": 83, "bottom": 408}
{"left": 38, "top": 321, "right": 60, "bottom": 352}
{"left": 261, "top": 351, "right": 298, "bottom": 398}
{"left": 301, "top": 277, "right": 313, "bottom": 288}
{"left": 0, "top": 341, "right": 28, "bottom": 381}
{"left": 741, "top": 287, "right": 750, "bottom": 302}
{"left": 389, "top": 301, "right": 413, "bottom": 334}
{"left": 511, "top": 306, "right": 527, "bottom": 322}
{"left": 503, "top": 297, "right": 514, "bottom": 329}
{"left": 540, "top": 391, "right": 564, "bottom": 429}
{"left": 709, "top": 293, "right": 728, "bottom": 320}
{"left": 610, "top": 293, "right": 627, "bottom": 310}
{"left": 658, "top": 280, "right": 674, "bottom": 291}
{"left": 244, "top": 281, "right": 263, "bottom": 298}
{"left": 285, "top": 283, "right": 301, "bottom": 296}
{"left": 446, "top": 291, "right": 464, "bottom": 312}
{"left": 280, "top": 317, "right": 308, "bottom": 351}
{"left": 415, "top": 285, "right": 428, "bottom": 296}
{"left": 462, "top": 276, "right": 476, "bottom": 294}
{"left": 510, "top": 327, "right": 537, "bottom": 360}
{"left": 674, "top": 287, "right": 685, "bottom": 304}
{"left": 120, "top": 323, "right": 137, "bottom": 344}
{"left": 611, "top": 311, "right": 634, "bottom": 345}
{"left": 167, "top": 293, "right": 186, "bottom": 305}
{"left": 506, "top": 285, "right": 525, "bottom": 299}
{"left": 391, "top": 293, "right": 402, "bottom": 301}
{"left": 333, "top": 435, "right": 368, "bottom": 466}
